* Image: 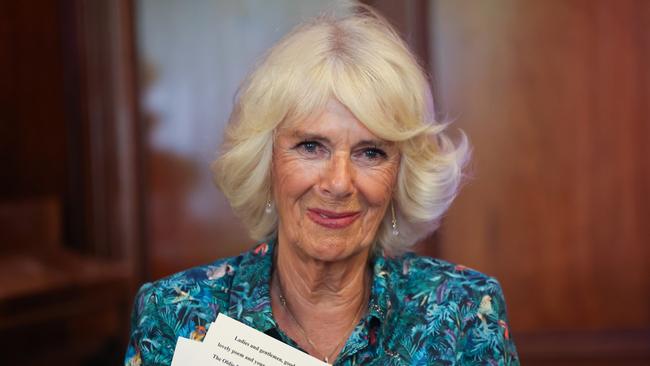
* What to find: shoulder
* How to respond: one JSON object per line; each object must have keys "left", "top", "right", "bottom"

{"left": 380, "top": 253, "right": 519, "bottom": 364}
{"left": 125, "top": 249, "right": 255, "bottom": 366}
{"left": 386, "top": 252, "right": 509, "bottom": 330}
{"left": 140, "top": 254, "right": 243, "bottom": 309}
{"left": 129, "top": 253, "right": 244, "bottom": 331}
{"left": 384, "top": 252, "right": 503, "bottom": 304}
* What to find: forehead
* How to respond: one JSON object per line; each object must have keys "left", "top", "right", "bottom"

{"left": 278, "top": 99, "right": 382, "bottom": 142}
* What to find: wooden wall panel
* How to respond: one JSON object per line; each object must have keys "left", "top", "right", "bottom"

{"left": 0, "top": 1, "right": 138, "bottom": 364}
{"left": 430, "top": 0, "right": 650, "bottom": 363}
{"left": 0, "top": 1, "right": 68, "bottom": 199}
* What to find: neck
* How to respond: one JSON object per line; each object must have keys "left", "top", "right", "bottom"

{"left": 274, "top": 237, "right": 371, "bottom": 313}
{"left": 271, "top": 236, "right": 372, "bottom": 362}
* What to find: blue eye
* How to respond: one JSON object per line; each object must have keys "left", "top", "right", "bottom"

{"left": 294, "top": 140, "right": 325, "bottom": 157}
{"left": 300, "top": 141, "right": 319, "bottom": 153}
{"left": 351, "top": 147, "right": 388, "bottom": 166}
{"left": 362, "top": 147, "right": 387, "bottom": 160}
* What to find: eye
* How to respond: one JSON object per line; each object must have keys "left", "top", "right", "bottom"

{"left": 362, "top": 147, "right": 387, "bottom": 160}
{"left": 294, "top": 140, "right": 327, "bottom": 157}
{"left": 353, "top": 147, "right": 388, "bottom": 164}
{"left": 300, "top": 141, "right": 319, "bottom": 153}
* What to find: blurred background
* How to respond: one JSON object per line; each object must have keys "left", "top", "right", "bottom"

{"left": 1, "top": 0, "right": 648, "bottom": 365}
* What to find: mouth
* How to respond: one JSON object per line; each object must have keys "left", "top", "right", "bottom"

{"left": 306, "top": 208, "right": 361, "bottom": 229}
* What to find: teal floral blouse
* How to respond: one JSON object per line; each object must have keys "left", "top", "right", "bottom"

{"left": 124, "top": 239, "right": 519, "bottom": 365}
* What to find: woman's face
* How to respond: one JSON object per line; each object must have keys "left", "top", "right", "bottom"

{"left": 272, "top": 99, "right": 400, "bottom": 262}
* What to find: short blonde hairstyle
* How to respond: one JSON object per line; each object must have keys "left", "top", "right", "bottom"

{"left": 213, "top": 6, "right": 470, "bottom": 254}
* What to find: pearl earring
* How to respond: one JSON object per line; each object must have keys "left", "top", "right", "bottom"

{"left": 265, "top": 200, "right": 273, "bottom": 214}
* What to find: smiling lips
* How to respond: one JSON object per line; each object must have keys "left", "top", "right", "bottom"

{"left": 307, "top": 208, "right": 361, "bottom": 229}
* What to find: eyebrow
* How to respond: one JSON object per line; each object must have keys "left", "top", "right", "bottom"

{"left": 291, "top": 131, "right": 331, "bottom": 144}
{"left": 357, "top": 139, "right": 390, "bottom": 148}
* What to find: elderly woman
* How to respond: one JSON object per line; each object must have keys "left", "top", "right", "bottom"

{"left": 125, "top": 8, "right": 519, "bottom": 366}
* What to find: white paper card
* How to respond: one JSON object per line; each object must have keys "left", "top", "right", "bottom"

{"left": 203, "top": 313, "right": 329, "bottom": 366}
{"left": 171, "top": 337, "right": 213, "bottom": 366}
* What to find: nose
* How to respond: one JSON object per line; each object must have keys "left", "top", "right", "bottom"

{"left": 319, "top": 152, "right": 354, "bottom": 199}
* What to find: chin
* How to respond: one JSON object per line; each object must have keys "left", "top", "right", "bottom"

{"left": 303, "top": 241, "right": 349, "bottom": 262}
{"left": 299, "top": 232, "right": 371, "bottom": 263}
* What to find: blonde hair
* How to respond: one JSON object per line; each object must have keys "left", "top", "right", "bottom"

{"left": 213, "top": 6, "right": 470, "bottom": 254}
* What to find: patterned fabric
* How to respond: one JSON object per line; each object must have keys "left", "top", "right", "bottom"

{"left": 125, "top": 239, "right": 519, "bottom": 365}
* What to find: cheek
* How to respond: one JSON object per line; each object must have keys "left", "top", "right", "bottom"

{"left": 272, "top": 152, "right": 321, "bottom": 202}
{"left": 357, "top": 164, "right": 399, "bottom": 207}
